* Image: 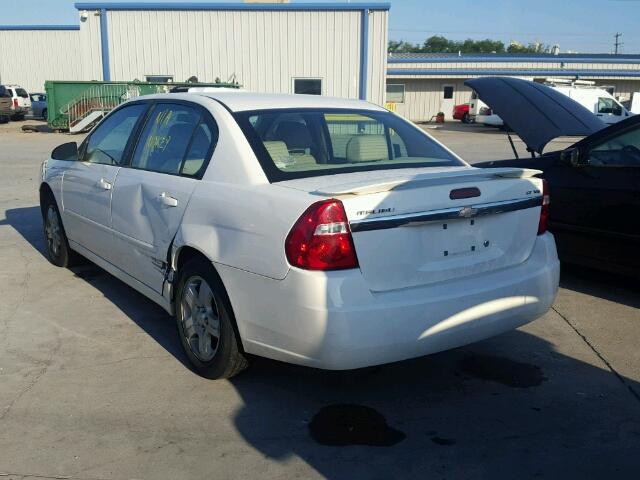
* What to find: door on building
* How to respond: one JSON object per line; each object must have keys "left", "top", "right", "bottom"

{"left": 441, "top": 85, "right": 455, "bottom": 119}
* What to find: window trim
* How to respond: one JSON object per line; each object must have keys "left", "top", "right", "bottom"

{"left": 80, "top": 101, "right": 151, "bottom": 166}
{"left": 123, "top": 99, "right": 219, "bottom": 180}
{"left": 386, "top": 83, "right": 405, "bottom": 104}
{"left": 233, "top": 107, "right": 464, "bottom": 183}
{"left": 292, "top": 77, "right": 323, "bottom": 96}
{"left": 442, "top": 84, "right": 455, "bottom": 100}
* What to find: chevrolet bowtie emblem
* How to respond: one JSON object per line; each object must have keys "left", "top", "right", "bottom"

{"left": 459, "top": 206, "right": 477, "bottom": 218}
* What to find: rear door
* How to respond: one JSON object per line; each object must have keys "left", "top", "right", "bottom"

{"left": 110, "top": 102, "right": 217, "bottom": 292}
{"left": 61, "top": 103, "right": 148, "bottom": 259}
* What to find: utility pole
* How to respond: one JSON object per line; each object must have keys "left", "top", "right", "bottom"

{"left": 614, "top": 33, "right": 623, "bottom": 54}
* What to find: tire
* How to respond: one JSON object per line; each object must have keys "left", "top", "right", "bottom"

{"left": 42, "top": 109, "right": 48, "bottom": 120}
{"left": 42, "top": 195, "right": 80, "bottom": 268}
{"left": 462, "top": 113, "right": 470, "bottom": 124}
{"left": 175, "top": 259, "right": 248, "bottom": 379}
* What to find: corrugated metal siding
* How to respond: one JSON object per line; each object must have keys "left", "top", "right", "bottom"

{"left": 105, "top": 9, "right": 384, "bottom": 102}
{"left": 389, "top": 79, "right": 474, "bottom": 122}
{"left": 388, "top": 77, "right": 640, "bottom": 122}
{"left": 0, "top": 16, "right": 102, "bottom": 91}
{"left": 366, "top": 9, "right": 388, "bottom": 104}
{"left": 0, "top": 29, "right": 89, "bottom": 91}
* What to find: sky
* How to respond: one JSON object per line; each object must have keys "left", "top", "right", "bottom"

{"left": 3, "top": 0, "right": 640, "bottom": 53}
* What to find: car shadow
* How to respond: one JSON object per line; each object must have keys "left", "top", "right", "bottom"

{"left": 228, "top": 329, "right": 640, "bottom": 479}
{"left": 560, "top": 263, "right": 640, "bottom": 309}
{"left": 0, "top": 205, "right": 191, "bottom": 369}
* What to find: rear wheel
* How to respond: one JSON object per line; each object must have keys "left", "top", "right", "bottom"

{"left": 462, "top": 113, "right": 470, "bottom": 124}
{"left": 175, "top": 259, "right": 248, "bottom": 379}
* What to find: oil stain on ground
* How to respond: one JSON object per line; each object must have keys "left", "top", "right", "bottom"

{"left": 309, "top": 404, "right": 406, "bottom": 446}
{"left": 460, "top": 354, "right": 546, "bottom": 388}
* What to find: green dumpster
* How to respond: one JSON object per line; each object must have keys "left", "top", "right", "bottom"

{"left": 45, "top": 80, "right": 240, "bottom": 132}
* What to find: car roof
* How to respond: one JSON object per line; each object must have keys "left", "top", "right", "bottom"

{"left": 192, "top": 91, "right": 387, "bottom": 113}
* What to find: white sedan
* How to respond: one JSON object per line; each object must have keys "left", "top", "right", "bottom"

{"left": 40, "top": 92, "right": 559, "bottom": 379}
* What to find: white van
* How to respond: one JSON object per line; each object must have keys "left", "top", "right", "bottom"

{"left": 553, "top": 86, "right": 631, "bottom": 125}
{"left": 470, "top": 82, "right": 632, "bottom": 127}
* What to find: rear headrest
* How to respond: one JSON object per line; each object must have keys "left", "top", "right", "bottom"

{"left": 273, "top": 121, "right": 312, "bottom": 149}
{"left": 346, "top": 135, "right": 389, "bottom": 163}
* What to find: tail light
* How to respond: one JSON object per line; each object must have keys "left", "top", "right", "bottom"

{"left": 13, "top": 98, "right": 18, "bottom": 109}
{"left": 285, "top": 199, "right": 358, "bottom": 270}
{"left": 537, "top": 179, "right": 550, "bottom": 235}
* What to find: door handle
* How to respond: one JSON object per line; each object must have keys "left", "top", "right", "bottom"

{"left": 98, "top": 178, "right": 112, "bottom": 190}
{"left": 158, "top": 192, "right": 178, "bottom": 207}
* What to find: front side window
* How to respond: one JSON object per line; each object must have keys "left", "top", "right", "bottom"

{"left": 293, "top": 78, "right": 322, "bottom": 95}
{"left": 386, "top": 84, "right": 405, "bottom": 103}
{"left": 84, "top": 104, "right": 147, "bottom": 165}
{"left": 235, "top": 109, "right": 463, "bottom": 181}
{"left": 131, "top": 103, "right": 212, "bottom": 176}
{"left": 598, "top": 97, "right": 622, "bottom": 116}
{"left": 588, "top": 126, "right": 640, "bottom": 167}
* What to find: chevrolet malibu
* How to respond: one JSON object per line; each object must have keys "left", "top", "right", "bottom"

{"left": 40, "top": 93, "right": 560, "bottom": 379}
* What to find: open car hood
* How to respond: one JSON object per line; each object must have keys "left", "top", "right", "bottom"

{"left": 465, "top": 77, "right": 606, "bottom": 153}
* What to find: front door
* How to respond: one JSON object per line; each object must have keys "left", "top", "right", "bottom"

{"left": 110, "top": 102, "right": 217, "bottom": 292}
{"left": 441, "top": 85, "right": 455, "bottom": 119}
{"left": 549, "top": 122, "right": 640, "bottom": 270}
{"left": 61, "top": 103, "right": 148, "bottom": 259}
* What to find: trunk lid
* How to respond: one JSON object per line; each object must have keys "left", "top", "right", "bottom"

{"left": 465, "top": 77, "right": 605, "bottom": 153}
{"left": 280, "top": 167, "right": 544, "bottom": 292}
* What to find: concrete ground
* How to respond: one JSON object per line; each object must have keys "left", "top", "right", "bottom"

{"left": 0, "top": 120, "right": 639, "bottom": 480}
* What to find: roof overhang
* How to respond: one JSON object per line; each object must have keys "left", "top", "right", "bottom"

{"left": 74, "top": 2, "right": 391, "bottom": 11}
{"left": 387, "top": 69, "right": 640, "bottom": 79}
{"left": 0, "top": 25, "right": 80, "bottom": 30}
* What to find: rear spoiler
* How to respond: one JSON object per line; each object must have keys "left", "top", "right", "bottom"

{"left": 313, "top": 167, "right": 541, "bottom": 196}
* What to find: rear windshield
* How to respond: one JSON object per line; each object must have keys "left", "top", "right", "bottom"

{"left": 234, "top": 108, "right": 463, "bottom": 181}
{"left": 15, "top": 88, "right": 28, "bottom": 98}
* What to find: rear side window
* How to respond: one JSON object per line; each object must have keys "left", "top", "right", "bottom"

{"left": 131, "top": 103, "right": 216, "bottom": 177}
{"left": 84, "top": 104, "right": 147, "bottom": 165}
{"left": 235, "top": 109, "right": 462, "bottom": 181}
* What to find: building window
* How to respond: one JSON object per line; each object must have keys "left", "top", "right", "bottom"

{"left": 443, "top": 86, "right": 454, "bottom": 99}
{"left": 386, "top": 84, "right": 405, "bottom": 103}
{"left": 293, "top": 78, "right": 322, "bottom": 95}
{"left": 145, "top": 75, "right": 174, "bottom": 83}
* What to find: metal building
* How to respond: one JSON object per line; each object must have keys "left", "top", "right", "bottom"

{"left": 386, "top": 53, "right": 640, "bottom": 122}
{"left": 0, "top": 2, "right": 389, "bottom": 104}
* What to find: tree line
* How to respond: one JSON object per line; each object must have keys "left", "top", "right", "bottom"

{"left": 389, "top": 36, "right": 554, "bottom": 54}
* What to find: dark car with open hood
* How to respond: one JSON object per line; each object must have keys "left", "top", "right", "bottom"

{"left": 471, "top": 77, "right": 640, "bottom": 275}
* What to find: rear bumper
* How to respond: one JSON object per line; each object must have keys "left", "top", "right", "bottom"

{"left": 217, "top": 233, "right": 559, "bottom": 370}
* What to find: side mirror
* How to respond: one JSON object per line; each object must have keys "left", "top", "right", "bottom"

{"left": 561, "top": 147, "right": 586, "bottom": 167}
{"left": 51, "top": 142, "right": 79, "bottom": 161}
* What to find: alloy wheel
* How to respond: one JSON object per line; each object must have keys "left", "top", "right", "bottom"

{"left": 180, "top": 276, "right": 221, "bottom": 362}
{"left": 45, "top": 206, "right": 62, "bottom": 257}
